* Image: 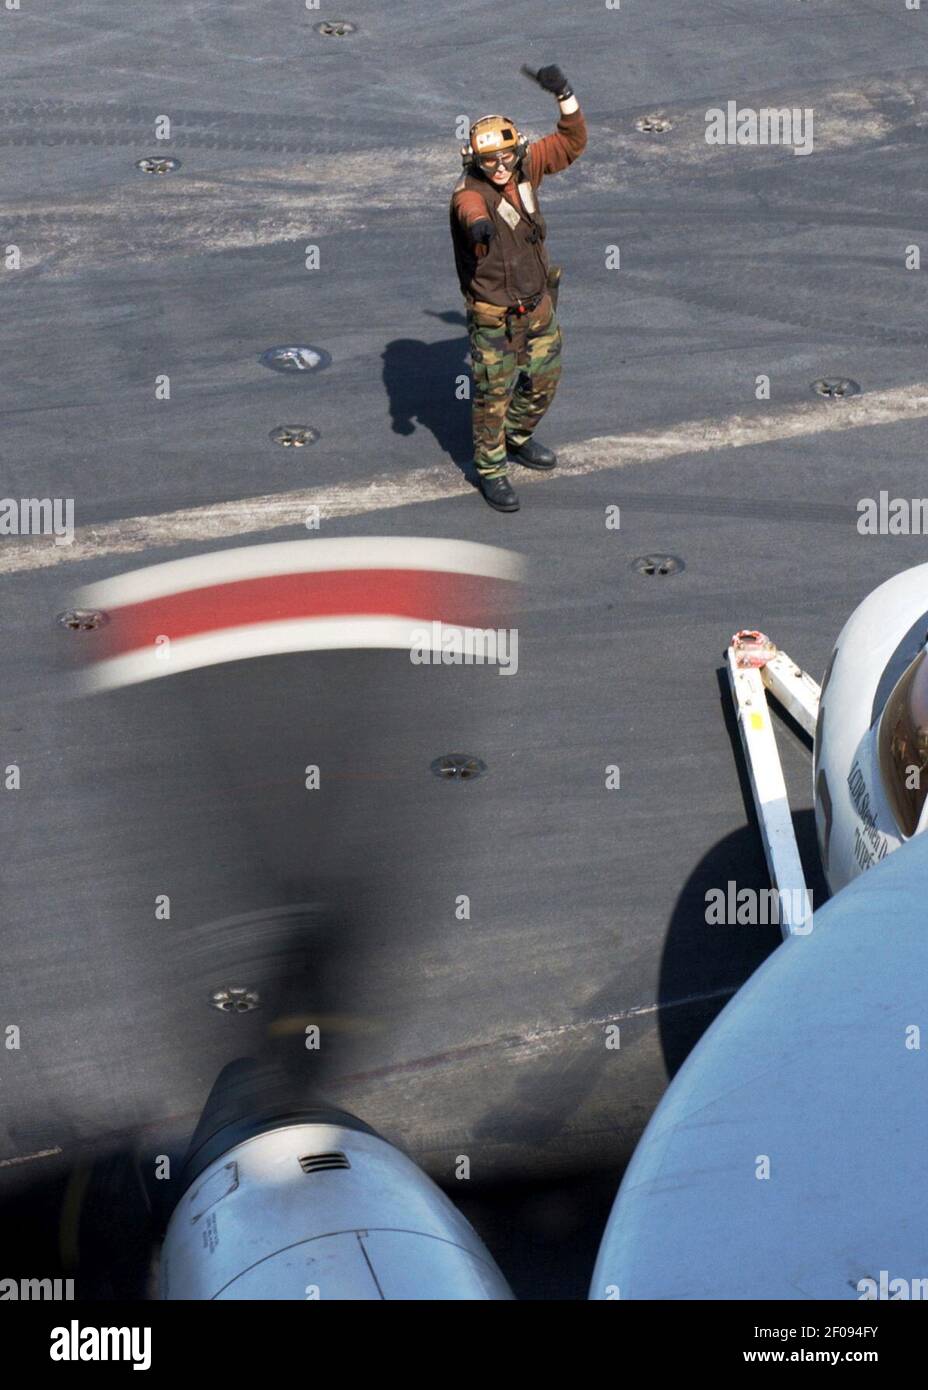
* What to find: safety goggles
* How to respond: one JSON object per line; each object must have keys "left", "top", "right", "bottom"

{"left": 477, "top": 150, "right": 517, "bottom": 171}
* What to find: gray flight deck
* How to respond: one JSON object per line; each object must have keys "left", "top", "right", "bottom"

{"left": 2, "top": 1, "right": 927, "bottom": 1298}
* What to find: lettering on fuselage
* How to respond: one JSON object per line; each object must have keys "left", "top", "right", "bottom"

{"left": 847, "top": 760, "right": 891, "bottom": 873}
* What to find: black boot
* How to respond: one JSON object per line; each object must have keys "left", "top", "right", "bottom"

{"left": 478, "top": 473, "right": 520, "bottom": 512}
{"left": 507, "top": 436, "right": 557, "bottom": 470}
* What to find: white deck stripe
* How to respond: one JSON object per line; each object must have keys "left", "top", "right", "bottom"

{"left": 4, "top": 383, "right": 928, "bottom": 576}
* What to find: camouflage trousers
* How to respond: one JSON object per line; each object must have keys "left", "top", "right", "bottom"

{"left": 466, "top": 293, "right": 563, "bottom": 479}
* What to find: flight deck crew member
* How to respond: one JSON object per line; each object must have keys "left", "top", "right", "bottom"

{"left": 450, "top": 65, "right": 587, "bottom": 513}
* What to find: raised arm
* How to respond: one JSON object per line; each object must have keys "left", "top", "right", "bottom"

{"left": 522, "top": 65, "right": 588, "bottom": 181}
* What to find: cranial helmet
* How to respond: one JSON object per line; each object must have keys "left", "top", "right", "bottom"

{"left": 461, "top": 114, "right": 529, "bottom": 170}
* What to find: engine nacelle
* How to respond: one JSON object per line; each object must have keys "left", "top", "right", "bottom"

{"left": 160, "top": 1062, "right": 511, "bottom": 1301}
{"left": 161, "top": 1111, "right": 512, "bottom": 1300}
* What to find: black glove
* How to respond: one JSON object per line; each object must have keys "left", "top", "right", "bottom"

{"left": 523, "top": 64, "right": 573, "bottom": 100}
{"left": 468, "top": 218, "right": 495, "bottom": 249}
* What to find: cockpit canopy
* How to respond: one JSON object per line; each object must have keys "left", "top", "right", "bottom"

{"left": 878, "top": 647, "right": 928, "bottom": 838}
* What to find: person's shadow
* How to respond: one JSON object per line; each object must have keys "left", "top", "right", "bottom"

{"left": 382, "top": 310, "right": 483, "bottom": 484}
